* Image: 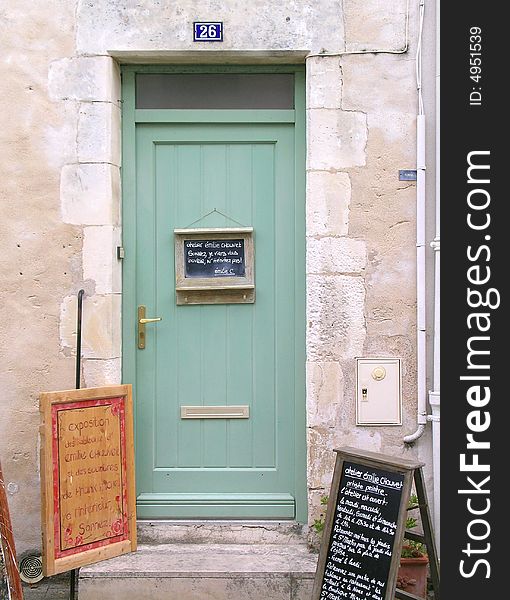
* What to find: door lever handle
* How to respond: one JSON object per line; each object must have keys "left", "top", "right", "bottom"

{"left": 138, "top": 305, "right": 162, "bottom": 349}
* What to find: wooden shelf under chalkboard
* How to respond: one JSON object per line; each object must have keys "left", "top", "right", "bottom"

{"left": 176, "top": 286, "right": 255, "bottom": 305}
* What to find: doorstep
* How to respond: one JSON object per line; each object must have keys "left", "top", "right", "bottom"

{"left": 137, "top": 519, "right": 309, "bottom": 545}
{"left": 78, "top": 542, "right": 318, "bottom": 600}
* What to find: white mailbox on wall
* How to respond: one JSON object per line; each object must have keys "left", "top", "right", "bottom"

{"left": 355, "top": 358, "right": 402, "bottom": 426}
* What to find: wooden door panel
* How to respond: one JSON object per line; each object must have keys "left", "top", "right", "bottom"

{"left": 131, "top": 120, "right": 300, "bottom": 518}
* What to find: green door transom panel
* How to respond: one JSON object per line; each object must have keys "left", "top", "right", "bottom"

{"left": 122, "top": 66, "right": 306, "bottom": 521}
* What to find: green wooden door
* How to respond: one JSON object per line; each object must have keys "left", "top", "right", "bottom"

{"left": 122, "top": 67, "right": 306, "bottom": 521}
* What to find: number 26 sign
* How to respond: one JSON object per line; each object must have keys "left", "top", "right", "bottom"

{"left": 193, "top": 21, "right": 223, "bottom": 42}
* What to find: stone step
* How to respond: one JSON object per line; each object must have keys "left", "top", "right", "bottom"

{"left": 79, "top": 543, "right": 318, "bottom": 600}
{"left": 137, "top": 519, "right": 309, "bottom": 546}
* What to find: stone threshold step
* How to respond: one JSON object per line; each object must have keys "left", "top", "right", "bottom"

{"left": 80, "top": 543, "right": 318, "bottom": 578}
{"left": 79, "top": 543, "right": 318, "bottom": 600}
{"left": 137, "top": 519, "right": 308, "bottom": 546}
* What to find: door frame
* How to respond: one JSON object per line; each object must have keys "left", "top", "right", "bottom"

{"left": 121, "top": 64, "right": 307, "bottom": 523}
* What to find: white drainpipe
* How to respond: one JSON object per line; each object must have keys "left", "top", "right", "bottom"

{"left": 404, "top": 0, "right": 427, "bottom": 444}
{"left": 402, "top": 0, "right": 440, "bottom": 554}
{"left": 403, "top": 111, "right": 427, "bottom": 445}
{"left": 427, "top": 0, "right": 441, "bottom": 553}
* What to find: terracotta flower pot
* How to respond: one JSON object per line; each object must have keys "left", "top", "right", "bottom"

{"left": 397, "top": 556, "right": 429, "bottom": 598}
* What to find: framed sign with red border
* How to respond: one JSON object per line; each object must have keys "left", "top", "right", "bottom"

{"left": 39, "top": 385, "right": 136, "bottom": 576}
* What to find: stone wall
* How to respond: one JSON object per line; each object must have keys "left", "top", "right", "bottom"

{"left": 1, "top": 0, "right": 79, "bottom": 554}
{"left": 0, "top": 0, "right": 434, "bottom": 553}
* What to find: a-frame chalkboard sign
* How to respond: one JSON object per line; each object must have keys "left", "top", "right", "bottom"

{"left": 312, "top": 447, "right": 439, "bottom": 600}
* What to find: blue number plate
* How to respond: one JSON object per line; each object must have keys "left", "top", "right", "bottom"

{"left": 193, "top": 22, "right": 223, "bottom": 42}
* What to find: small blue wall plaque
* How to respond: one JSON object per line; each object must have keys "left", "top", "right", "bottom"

{"left": 193, "top": 22, "right": 223, "bottom": 42}
{"left": 399, "top": 169, "right": 417, "bottom": 181}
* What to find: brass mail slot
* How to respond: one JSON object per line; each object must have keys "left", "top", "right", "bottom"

{"left": 180, "top": 405, "right": 250, "bottom": 419}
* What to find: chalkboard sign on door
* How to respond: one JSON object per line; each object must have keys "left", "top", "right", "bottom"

{"left": 184, "top": 239, "right": 246, "bottom": 278}
{"left": 174, "top": 227, "right": 255, "bottom": 305}
{"left": 312, "top": 447, "right": 422, "bottom": 600}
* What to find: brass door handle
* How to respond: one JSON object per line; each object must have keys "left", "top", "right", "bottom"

{"left": 138, "top": 305, "right": 162, "bottom": 349}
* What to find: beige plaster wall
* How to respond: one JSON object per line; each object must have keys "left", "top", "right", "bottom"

{"left": 1, "top": 0, "right": 434, "bottom": 554}
{"left": 0, "top": 0, "right": 80, "bottom": 553}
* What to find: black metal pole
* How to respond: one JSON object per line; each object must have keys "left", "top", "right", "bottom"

{"left": 70, "top": 289, "right": 85, "bottom": 600}
{"left": 75, "top": 289, "right": 84, "bottom": 390}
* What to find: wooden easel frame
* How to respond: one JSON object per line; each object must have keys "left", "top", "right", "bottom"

{"left": 312, "top": 447, "right": 440, "bottom": 600}
{"left": 39, "top": 385, "right": 136, "bottom": 576}
{"left": 0, "top": 459, "right": 23, "bottom": 600}
{"left": 312, "top": 448, "right": 419, "bottom": 600}
{"left": 394, "top": 467, "right": 440, "bottom": 600}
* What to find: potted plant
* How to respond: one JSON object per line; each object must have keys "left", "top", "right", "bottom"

{"left": 397, "top": 494, "right": 429, "bottom": 598}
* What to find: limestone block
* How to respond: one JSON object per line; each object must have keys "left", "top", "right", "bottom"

{"left": 307, "top": 236, "right": 366, "bottom": 274}
{"left": 42, "top": 101, "right": 79, "bottom": 168}
{"left": 307, "top": 274, "right": 366, "bottom": 361}
{"left": 306, "top": 56, "right": 343, "bottom": 109}
{"left": 49, "top": 56, "right": 121, "bottom": 103}
{"left": 366, "top": 253, "right": 415, "bottom": 308}
{"left": 366, "top": 288, "right": 415, "bottom": 337}
{"left": 308, "top": 489, "right": 329, "bottom": 522}
{"left": 83, "top": 358, "right": 121, "bottom": 387}
{"left": 76, "top": 1, "right": 344, "bottom": 55}
{"left": 60, "top": 294, "right": 121, "bottom": 359}
{"left": 82, "top": 294, "right": 121, "bottom": 359}
{"left": 83, "top": 226, "right": 122, "bottom": 294}
{"left": 291, "top": 576, "right": 315, "bottom": 600}
{"left": 307, "top": 488, "right": 329, "bottom": 550}
{"left": 77, "top": 102, "right": 121, "bottom": 165}
{"left": 307, "top": 109, "right": 367, "bottom": 170}
{"left": 79, "top": 543, "right": 317, "bottom": 599}
{"left": 367, "top": 110, "right": 415, "bottom": 146}
{"left": 138, "top": 521, "right": 307, "bottom": 546}
{"left": 306, "top": 171, "right": 351, "bottom": 236}
{"left": 344, "top": 0, "right": 409, "bottom": 52}
{"left": 341, "top": 54, "right": 415, "bottom": 115}
{"left": 61, "top": 163, "right": 120, "bottom": 225}
{"left": 348, "top": 166, "right": 416, "bottom": 243}
{"left": 307, "top": 427, "right": 339, "bottom": 489}
{"left": 333, "top": 428, "right": 383, "bottom": 453}
{"left": 79, "top": 576, "right": 291, "bottom": 600}
{"left": 367, "top": 304, "right": 406, "bottom": 338}
{"left": 306, "top": 361, "right": 344, "bottom": 428}
{"left": 60, "top": 294, "right": 78, "bottom": 354}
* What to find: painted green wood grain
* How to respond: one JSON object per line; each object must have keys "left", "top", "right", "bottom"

{"left": 251, "top": 142, "right": 277, "bottom": 470}
{"left": 137, "top": 493, "right": 295, "bottom": 519}
{"left": 154, "top": 144, "right": 178, "bottom": 471}
{"left": 224, "top": 142, "right": 255, "bottom": 469}
{"left": 122, "top": 65, "right": 306, "bottom": 520}
{"left": 135, "top": 122, "right": 157, "bottom": 496}
{"left": 272, "top": 128, "right": 296, "bottom": 501}
{"left": 135, "top": 109, "right": 296, "bottom": 123}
